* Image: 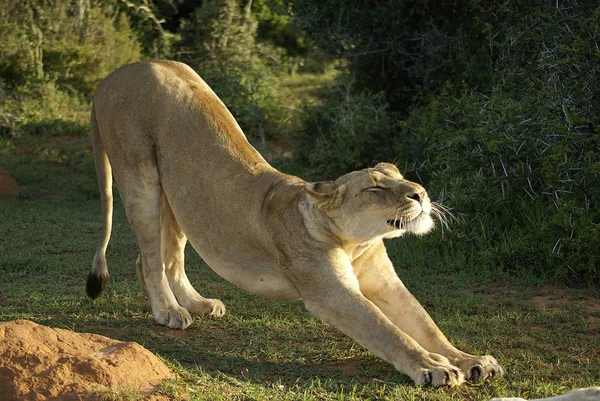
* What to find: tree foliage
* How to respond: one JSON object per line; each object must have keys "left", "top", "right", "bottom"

{"left": 174, "top": 0, "right": 295, "bottom": 147}
{"left": 292, "top": 0, "right": 494, "bottom": 109}
{"left": 0, "top": 0, "right": 142, "bottom": 135}
{"left": 0, "top": 0, "right": 141, "bottom": 93}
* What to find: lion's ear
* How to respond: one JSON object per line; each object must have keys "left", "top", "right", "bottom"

{"left": 374, "top": 162, "right": 401, "bottom": 175}
{"left": 304, "top": 181, "right": 345, "bottom": 209}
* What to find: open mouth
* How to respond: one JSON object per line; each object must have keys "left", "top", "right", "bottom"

{"left": 387, "top": 211, "right": 434, "bottom": 235}
{"left": 386, "top": 219, "right": 405, "bottom": 229}
{"left": 387, "top": 212, "right": 424, "bottom": 230}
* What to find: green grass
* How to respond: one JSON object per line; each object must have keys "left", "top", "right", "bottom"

{"left": 1, "top": 134, "right": 599, "bottom": 400}
{"left": 278, "top": 69, "right": 339, "bottom": 109}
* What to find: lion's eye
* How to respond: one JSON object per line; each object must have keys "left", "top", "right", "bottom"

{"left": 365, "top": 186, "right": 386, "bottom": 192}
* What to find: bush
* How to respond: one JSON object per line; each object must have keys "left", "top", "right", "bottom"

{"left": 0, "top": 0, "right": 141, "bottom": 95}
{"left": 0, "top": 82, "right": 89, "bottom": 137}
{"left": 289, "top": 1, "right": 600, "bottom": 284}
{"left": 400, "top": 6, "right": 600, "bottom": 284}
{"left": 174, "top": 0, "right": 287, "bottom": 148}
{"left": 405, "top": 85, "right": 598, "bottom": 283}
{"left": 287, "top": 77, "right": 401, "bottom": 180}
{"left": 291, "top": 0, "right": 494, "bottom": 110}
{"left": 0, "top": 0, "right": 142, "bottom": 136}
{"left": 42, "top": 7, "right": 141, "bottom": 96}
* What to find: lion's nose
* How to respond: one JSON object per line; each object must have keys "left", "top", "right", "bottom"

{"left": 406, "top": 189, "right": 426, "bottom": 204}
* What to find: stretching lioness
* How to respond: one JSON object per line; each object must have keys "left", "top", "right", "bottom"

{"left": 86, "top": 60, "right": 503, "bottom": 387}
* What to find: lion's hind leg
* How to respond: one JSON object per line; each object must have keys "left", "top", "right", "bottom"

{"left": 160, "top": 193, "right": 226, "bottom": 317}
{"left": 116, "top": 162, "right": 192, "bottom": 329}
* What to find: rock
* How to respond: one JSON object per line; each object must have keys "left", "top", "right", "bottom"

{"left": 0, "top": 168, "right": 19, "bottom": 197}
{"left": 489, "top": 387, "right": 600, "bottom": 401}
{"left": 0, "top": 320, "right": 173, "bottom": 401}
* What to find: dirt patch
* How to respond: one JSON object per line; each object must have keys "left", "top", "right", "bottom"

{"left": 0, "top": 167, "right": 19, "bottom": 197}
{"left": 0, "top": 320, "right": 173, "bottom": 400}
{"left": 157, "top": 329, "right": 191, "bottom": 339}
{"left": 318, "top": 358, "right": 361, "bottom": 375}
{"left": 480, "top": 284, "right": 600, "bottom": 312}
{"left": 327, "top": 359, "right": 360, "bottom": 374}
{"left": 469, "top": 284, "right": 600, "bottom": 329}
{"left": 530, "top": 293, "right": 568, "bottom": 313}
{"left": 528, "top": 288, "right": 600, "bottom": 313}
{"left": 526, "top": 288, "right": 600, "bottom": 329}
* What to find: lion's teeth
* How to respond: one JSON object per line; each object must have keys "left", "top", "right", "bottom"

{"left": 387, "top": 220, "right": 401, "bottom": 229}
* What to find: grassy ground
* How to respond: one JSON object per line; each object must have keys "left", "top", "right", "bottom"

{"left": 1, "top": 132, "right": 599, "bottom": 401}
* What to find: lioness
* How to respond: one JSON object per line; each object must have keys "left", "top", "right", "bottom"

{"left": 86, "top": 60, "right": 503, "bottom": 387}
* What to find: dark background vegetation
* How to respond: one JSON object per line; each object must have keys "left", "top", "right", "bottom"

{"left": 1, "top": 0, "right": 598, "bottom": 285}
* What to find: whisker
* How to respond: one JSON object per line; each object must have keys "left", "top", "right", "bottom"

{"left": 384, "top": 209, "right": 407, "bottom": 231}
{"left": 431, "top": 202, "right": 458, "bottom": 223}
{"left": 431, "top": 201, "right": 454, "bottom": 215}
{"left": 430, "top": 202, "right": 460, "bottom": 237}
{"left": 431, "top": 209, "right": 447, "bottom": 232}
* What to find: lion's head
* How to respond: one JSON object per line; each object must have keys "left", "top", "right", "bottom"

{"left": 305, "top": 162, "right": 446, "bottom": 243}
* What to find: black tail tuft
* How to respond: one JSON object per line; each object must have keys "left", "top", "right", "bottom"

{"left": 86, "top": 272, "right": 108, "bottom": 299}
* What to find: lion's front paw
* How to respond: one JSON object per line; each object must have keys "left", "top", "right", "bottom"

{"left": 155, "top": 306, "right": 193, "bottom": 329}
{"left": 412, "top": 353, "right": 465, "bottom": 387}
{"left": 455, "top": 355, "right": 504, "bottom": 382}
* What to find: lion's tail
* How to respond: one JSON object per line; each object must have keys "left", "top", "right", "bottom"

{"left": 86, "top": 103, "right": 113, "bottom": 299}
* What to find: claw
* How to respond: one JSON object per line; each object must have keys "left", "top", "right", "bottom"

{"left": 489, "top": 364, "right": 504, "bottom": 381}
{"left": 423, "top": 371, "right": 433, "bottom": 386}
{"left": 469, "top": 364, "right": 483, "bottom": 382}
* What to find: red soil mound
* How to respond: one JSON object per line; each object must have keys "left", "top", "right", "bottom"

{"left": 0, "top": 320, "right": 173, "bottom": 400}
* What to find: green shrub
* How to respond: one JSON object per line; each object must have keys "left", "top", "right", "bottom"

{"left": 0, "top": 0, "right": 142, "bottom": 136}
{"left": 175, "top": 0, "right": 287, "bottom": 147}
{"left": 0, "top": 82, "right": 89, "bottom": 137}
{"left": 117, "top": 0, "right": 177, "bottom": 58}
{"left": 291, "top": 0, "right": 495, "bottom": 110}
{"left": 406, "top": 85, "right": 598, "bottom": 283}
{"left": 287, "top": 77, "right": 401, "bottom": 180}
{"left": 42, "top": 7, "right": 141, "bottom": 96}
{"left": 289, "top": 2, "right": 600, "bottom": 284}
{"left": 400, "top": 6, "right": 600, "bottom": 284}
{"left": 0, "top": 0, "right": 141, "bottom": 94}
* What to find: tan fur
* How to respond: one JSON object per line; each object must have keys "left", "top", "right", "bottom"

{"left": 88, "top": 60, "right": 503, "bottom": 387}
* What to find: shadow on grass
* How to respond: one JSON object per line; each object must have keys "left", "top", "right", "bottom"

{"left": 169, "top": 351, "right": 409, "bottom": 387}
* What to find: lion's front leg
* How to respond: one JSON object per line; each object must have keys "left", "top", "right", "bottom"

{"left": 367, "top": 279, "right": 503, "bottom": 382}
{"left": 355, "top": 242, "right": 504, "bottom": 382}
{"left": 288, "top": 250, "right": 465, "bottom": 387}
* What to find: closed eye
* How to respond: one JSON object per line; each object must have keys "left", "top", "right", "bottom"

{"left": 364, "top": 186, "right": 386, "bottom": 192}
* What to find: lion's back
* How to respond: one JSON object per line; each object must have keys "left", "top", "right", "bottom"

{"left": 93, "top": 61, "right": 209, "bottom": 127}
{"left": 93, "top": 61, "right": 257, "bottom": 162}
